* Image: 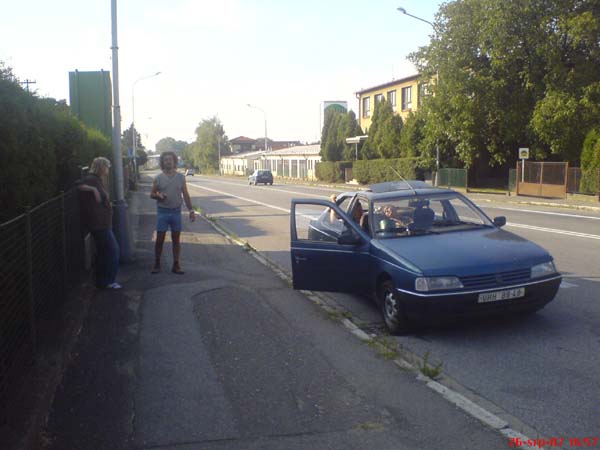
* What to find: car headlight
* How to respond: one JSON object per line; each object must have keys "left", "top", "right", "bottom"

{"left": 415, "top": 276, "right": 463, "bottom": 292}
{"left": 531, "top": 261, "right": 557, "bottom": 278}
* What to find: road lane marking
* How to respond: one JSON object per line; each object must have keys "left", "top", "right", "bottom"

{"left": 506, "top": 222, "right": 600, "bottom": 240}
{"left": 189, "top": 182, "right": 600, "bottom": 241}
{"left": 560, "top": 281, "right": 578, "bottom": 289}
{"left": 189, "top": 183, "right": 291, "bottom": 213}
{"left": 195, "top": 177, "right": 337, "bottom": 198}
{"left": 483, "top": 205, "right": 600, "bottom": 220}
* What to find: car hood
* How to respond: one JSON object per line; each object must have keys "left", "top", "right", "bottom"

{"left": 375, "top": 227, "right": 552, "bottom": 276}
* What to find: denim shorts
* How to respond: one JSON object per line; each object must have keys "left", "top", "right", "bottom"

{"left": 156, "top": 207, "right": 182, "bottom": 232}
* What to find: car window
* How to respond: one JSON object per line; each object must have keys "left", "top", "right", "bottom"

{"left": 294, "top": 203, "right": 358, "bottom": 243}
{"left": 372, "top": 194, "right": 491, "bottom": 238}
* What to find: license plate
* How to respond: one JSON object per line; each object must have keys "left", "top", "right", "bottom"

{"left": 478, "top": 287, "right": 525, "bottom": 303}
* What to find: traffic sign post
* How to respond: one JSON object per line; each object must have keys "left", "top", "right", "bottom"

{"left": 519, "top": 148, "right": 529, "bottom": 183}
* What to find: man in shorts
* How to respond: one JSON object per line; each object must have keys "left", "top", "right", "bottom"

{"left": 150, "top": 151, "right": 195, "bottom": 274}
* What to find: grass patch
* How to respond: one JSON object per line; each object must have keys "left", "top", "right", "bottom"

{"left": 418, "top": 351, "right": 443, "bottom": 379}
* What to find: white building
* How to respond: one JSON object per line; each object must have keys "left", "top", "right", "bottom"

{"left": 220, "top": 144, "right": 322, "bottom": 180}
{"left": 253, "top": 144, "right": 322, "bottom": 180}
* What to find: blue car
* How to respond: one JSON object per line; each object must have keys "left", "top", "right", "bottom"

{"left": 290, "top": 181, "right": 561, "bottom": 334}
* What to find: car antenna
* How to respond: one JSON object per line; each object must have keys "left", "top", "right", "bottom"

{"left": 388, "top": 166, "right": 418, "bottom": 195}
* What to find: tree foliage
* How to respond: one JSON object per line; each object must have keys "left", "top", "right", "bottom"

{"left": 184, "top": 117, "right": 230, "bottom": 172}
{"left": 409, "top": 0, "right": 600, "bottom": 173}
{"left": 156, "top": 136, "right": 188, "bottom": 155}
{"left": 365, "top": 99, "right": 403, "bottom": 159}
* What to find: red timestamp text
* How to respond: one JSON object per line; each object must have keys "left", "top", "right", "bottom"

{"left": 509, "top": 437, "right": 599, "bottom": 448}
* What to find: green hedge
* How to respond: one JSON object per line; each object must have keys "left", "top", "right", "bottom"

{"left": 0, "top": 68, "right": 112, "bottom": 221}
{"left": 315, "top": 161, "right": 353, "bottom": 183}
{"left": 353, "top": 157, "right": 421, "bottom": 184}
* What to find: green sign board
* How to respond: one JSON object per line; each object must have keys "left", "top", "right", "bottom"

{"left": 69, "top": 70, "right": 112, "bottom": 138}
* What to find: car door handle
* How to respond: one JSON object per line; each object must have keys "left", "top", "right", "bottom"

{"left": 294, "top": 256, "right": 308, "bottom": 263}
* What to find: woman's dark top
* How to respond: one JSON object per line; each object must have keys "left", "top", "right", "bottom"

{"left": 77, "top": 174, "right": 112, "bottom": 231}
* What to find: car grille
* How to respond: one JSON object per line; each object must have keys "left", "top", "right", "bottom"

{"left": 459, "top": 268, "right": 531, "bottom": 289}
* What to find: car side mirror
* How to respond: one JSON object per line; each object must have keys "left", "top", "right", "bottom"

{"left": 338, "top": 230, "right": 362, "bottom": 245}
{"left": 493, "top": 216, "right": 506, "bottom": 227}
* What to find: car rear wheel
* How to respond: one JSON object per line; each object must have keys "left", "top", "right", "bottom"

{"left": 379, "top": 280, "right": 411, "bottom": 335}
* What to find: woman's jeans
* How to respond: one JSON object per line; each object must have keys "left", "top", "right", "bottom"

{"left": 91, "top": 228, "right": 120, "bottom": 288}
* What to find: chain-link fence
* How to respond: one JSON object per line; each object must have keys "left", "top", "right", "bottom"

{"left": 0, "top": 189, "right": 85, "bottom": 422}
{"left": 567, "top": 168, "right": 600, "bottom": 195}
{"left": 437, "top": 168, "right": 468, "bottom": 188}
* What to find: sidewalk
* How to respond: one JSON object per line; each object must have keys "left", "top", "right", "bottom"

{"left": 42, "top": 176, "right": 509, "bottom": 450}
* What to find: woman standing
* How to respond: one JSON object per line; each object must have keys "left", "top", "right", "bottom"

{"left": 77, "top": 157, "right": 121, "bottom": 289}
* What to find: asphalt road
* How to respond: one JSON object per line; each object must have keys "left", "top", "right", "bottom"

{"left": 182, "top": 173, "right": 600, "bottom": 441}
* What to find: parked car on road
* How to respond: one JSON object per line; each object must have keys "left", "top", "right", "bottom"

{"left": 185, "top": 168, "right": 194, "bottom": 176}
{"left": 290, "top": 181, "right": 561, "bottom": 334}
{"left": 249, "top": 169, "right": 273, "bottom": 185}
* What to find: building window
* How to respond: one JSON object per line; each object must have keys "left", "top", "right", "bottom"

{"left": 362, "top": 97, "right": 371, "bottom": 118}
{"left": 375, "top": 93, "right": 384, "bottom": 104}
{"left": 401, "top": 86, "right": 412, "bottom": 110}
{"left": 387, "top": 90, "right": 396, "bottom": 108}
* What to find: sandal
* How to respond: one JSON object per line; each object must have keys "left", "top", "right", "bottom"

{"left": 151, "top": 264, "right": 161, "bottom": 274}
{"left": 171, "top": 264, "right": 184, "bottom": 275}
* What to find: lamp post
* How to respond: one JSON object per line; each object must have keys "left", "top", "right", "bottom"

{"left": 132, "top": 71, "right": 161, "bottom": 182}
{"left": 397, "top": 6, "right": 440, "bottom": 185}
{"left": 247, "top": 103, "right": 268, "bottom": 152}
{"left": 110, "top": 0, "right": 135, "bottom": 262}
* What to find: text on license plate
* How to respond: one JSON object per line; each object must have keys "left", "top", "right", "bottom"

{"left": 478, "top": 287, "right": 525, "bottom": 303}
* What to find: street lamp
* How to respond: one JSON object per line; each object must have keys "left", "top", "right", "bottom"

{"left": 132, "top": 71, "right": 161, "bottom": 181}
{"left": 247, "top": 103, "right": 268, "bottom": 152}
{"left": 397, "top": 6, "right": 440, "bottom": 185}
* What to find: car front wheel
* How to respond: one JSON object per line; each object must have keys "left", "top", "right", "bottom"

{"left": 379, "top": 280, "right": 411, "bottom": 335}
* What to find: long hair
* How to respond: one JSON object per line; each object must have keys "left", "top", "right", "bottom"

{"left": 90, "top": 157, "right": 111, "bottom": 176}
{"left": 159, "top": 151, "right": 178, "bottom": 170}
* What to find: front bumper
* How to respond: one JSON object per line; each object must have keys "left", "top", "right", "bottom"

{"left": 396, "top": 276, "right": 561, "bottom": 323}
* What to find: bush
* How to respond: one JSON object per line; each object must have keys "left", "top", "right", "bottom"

{"left": 315, "top": 161, "right": 353, "bottom": 183}
{"left": 580, "top": 128, "right": 600, "bottom": 193}
{"left": 352, "top": 157, "right": 421, "bottom": 184}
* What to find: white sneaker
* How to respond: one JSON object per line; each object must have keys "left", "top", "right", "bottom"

{"left": 106, "top": 282, "right": 122, "bottom": 289}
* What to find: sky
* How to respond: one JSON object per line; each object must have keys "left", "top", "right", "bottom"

{"left": 0, "top": 0, "right": 442, "bottom": 150}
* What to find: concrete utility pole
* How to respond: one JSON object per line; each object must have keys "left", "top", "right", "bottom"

{"left": 111, "top": 0, "right": 134, "bottom": 262}
{"left": 247, "top": 104, "right": 268, "bottom": 151}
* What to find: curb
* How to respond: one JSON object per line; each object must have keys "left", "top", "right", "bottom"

{"left": 197, "top": 212, "right": 545, "bottom": 449}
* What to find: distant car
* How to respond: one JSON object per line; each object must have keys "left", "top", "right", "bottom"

{"left": 290, "top": 181, "right": 561, "bottom": 334}
{"left": 249, "top": 170, "right": 273, "bottom": 185}
{"left": 185, "top": 169, "right": 194, "bottom": 176}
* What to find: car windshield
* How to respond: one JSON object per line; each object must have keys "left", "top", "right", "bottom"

{"left": 372, "top": 193, "right": 492, "bottom": 238}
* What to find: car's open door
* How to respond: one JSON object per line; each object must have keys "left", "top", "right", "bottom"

{"left": 290, "top": 199, "right": 371, "bottom": 294}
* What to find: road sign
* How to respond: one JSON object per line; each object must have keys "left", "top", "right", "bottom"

{"left": 519, "top": 148, "right": 529, "bottom": 159}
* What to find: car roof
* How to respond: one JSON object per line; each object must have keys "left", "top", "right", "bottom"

{"left": 338, "top": 180, "right": 455, "bottom": 201}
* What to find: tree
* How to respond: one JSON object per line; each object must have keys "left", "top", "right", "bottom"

{"left": 320, "top": 109, "right": 362, "bottom": 161}
{"left": 122, "top": 124, "right": 144, "bottom": 156}
{"left": 189, "top": 117, "right": 230, "bottom": 172}
{"left": 409, "top": 0, "right": 600, "bottom": 179}
{"left": 156, "top": 137, "right": 188, "bottom": 155}
{"left": 362, "top": 99, "right": 402, "bottom": 159}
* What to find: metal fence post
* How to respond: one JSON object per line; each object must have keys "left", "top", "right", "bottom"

{"left": 24, "top": 207, "right": 36, "bottom": 354}
{"left": 60, "top": 192, "right": 68, "bottom": 296}
{"left": 564, "top": 162, "right": 569, "bottom": 199}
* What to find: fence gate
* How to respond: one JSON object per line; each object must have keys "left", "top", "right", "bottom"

{"left": 516, "top": 161, "right": 568, "bottom": 198}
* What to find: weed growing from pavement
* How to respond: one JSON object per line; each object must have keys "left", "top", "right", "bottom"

{"left": 367, "top": 336, "right": 402, "bottom": 360}
{"left": 418, "top": 351, "right": 443, "bottom": 379}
